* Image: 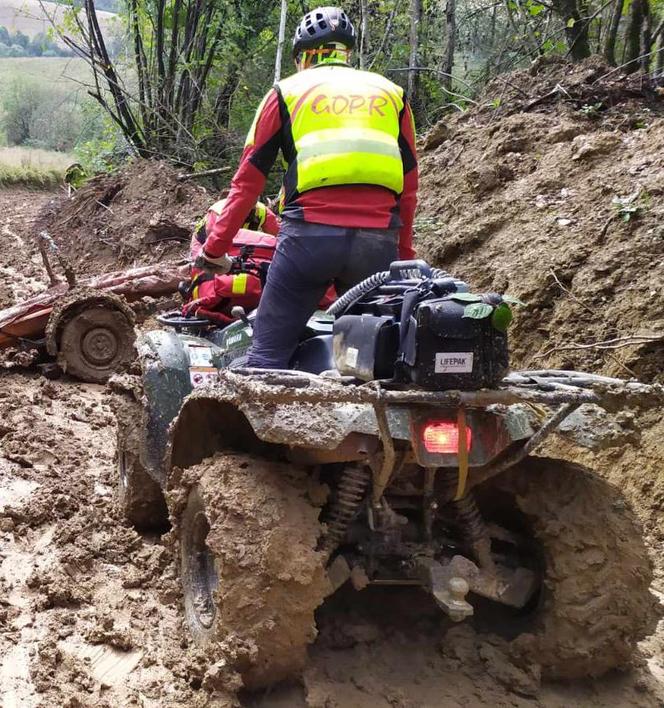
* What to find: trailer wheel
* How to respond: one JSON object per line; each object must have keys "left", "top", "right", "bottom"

{"left": 59, "top": 305, "right": 135, "bottom": 383}
{"left": 175, "top": 452, "right": 329, "bottom": 689}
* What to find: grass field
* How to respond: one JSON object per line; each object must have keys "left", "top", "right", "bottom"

{"left": 0, "top": 145, "right": 71, "bottom": 188}
{"left": 0, "top": 0, "right": 115, "bottom": 39}
{"left": 0, "top": 56, "right": 92, "bottom": 91}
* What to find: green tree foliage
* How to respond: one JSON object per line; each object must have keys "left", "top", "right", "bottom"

{"left": 47, "top": 0, "right": 663, "bottom": 168}
{"left": 0, "top": 79, "right": 83, "bottom": 151}
{"left": 0, "top": 26, "right": 74, "bottom": 57}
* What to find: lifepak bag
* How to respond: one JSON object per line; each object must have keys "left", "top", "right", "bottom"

{"left": 332, "top": 262, "right": 510, "bottom": 391}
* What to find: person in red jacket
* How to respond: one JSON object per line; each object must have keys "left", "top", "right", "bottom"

{"left": 196, "top": 6, "right": 418, "bottom": 369}
{"left": 183, "top": 199, "right": 279, "bottom": 323}
{"left": 190, "top": 198, "right": 279, "bottom": 262}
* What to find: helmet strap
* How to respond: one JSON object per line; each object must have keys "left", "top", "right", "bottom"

{"left": 297, "top": 44, "right": 351, "bottom": 70}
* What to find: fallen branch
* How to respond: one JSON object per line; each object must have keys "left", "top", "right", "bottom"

{"left": 37, "top": 234, "right": 60, "bottom": 287}
{"left": 535, "top": 333, "right": 664, "bottom": 359}
{"left": 176, "top": 166, "right": 231, "bottom": 182}
{"left": 524, "top": 83, "right": 571, "bottom": 111}
{"left": 548, "top": 269, "right": 593, "bottom": 315}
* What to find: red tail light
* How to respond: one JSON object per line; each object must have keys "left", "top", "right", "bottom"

{"left": 422, "top": 421, "right": 472, "bottom": 454}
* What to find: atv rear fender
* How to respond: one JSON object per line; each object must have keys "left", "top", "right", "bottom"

{"left": 166, "top": 380, "right": 535, "bottom": 474}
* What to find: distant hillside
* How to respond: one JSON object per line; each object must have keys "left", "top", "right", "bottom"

{"left": 0, "top": 0, "right": 115, "bottom": 41}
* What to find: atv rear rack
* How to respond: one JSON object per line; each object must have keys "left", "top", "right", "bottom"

{"left": 226, "top": 367, "right": 662, "bottom": 410}
{"left": 220, "top": 367, "right": 662, "bottom": 500}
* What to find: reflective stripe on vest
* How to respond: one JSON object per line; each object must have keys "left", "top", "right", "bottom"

{"left": 231, "top": 273, "right": 248, "bottom": 295}
{"left": 208, "top": 199, "right": 268, "bottom": 232}
{"left": 277, "top": 66, "right": 405, "bottom": 195}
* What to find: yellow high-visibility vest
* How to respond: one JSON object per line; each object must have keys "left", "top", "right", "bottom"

{"left": 257, "top": 65, "right": 405, "bottom": 196}
{"left": 208, "top": 199, "right": 268, "bottom": 231}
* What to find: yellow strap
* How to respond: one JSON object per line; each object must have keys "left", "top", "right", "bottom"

{"left": 454, "top": 407, "right": 469, "bottom": 500}
{"left": 231, "top": 273, "right": 248, "bottom": 295}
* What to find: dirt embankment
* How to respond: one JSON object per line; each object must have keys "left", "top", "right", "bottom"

{"left": 417, "top": 55, "right": 664, "bottom": 383}
{"left": 39, "top": 160, "right": 211, "bottom": 279}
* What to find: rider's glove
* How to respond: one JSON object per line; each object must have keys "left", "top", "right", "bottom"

{"left": 182, "top": 293, "right": 222, "bottom": 317}
{"left": 194, "top": 249, "right": 232, "bottom": 274}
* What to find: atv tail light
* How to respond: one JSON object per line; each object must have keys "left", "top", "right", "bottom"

{"left": 422, "top": 421, "right": 472, "bottom": 454}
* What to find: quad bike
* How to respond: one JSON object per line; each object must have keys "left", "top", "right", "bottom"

{"left": 114, "top": 259, "right": 661, "bottom": 690}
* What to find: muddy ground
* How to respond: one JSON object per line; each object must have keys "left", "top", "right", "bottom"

{"left": 1, "top": 56, "right": 664, "bottom": 707}
{"left": 0, "top": 186, "right": 663, "bottom": 707}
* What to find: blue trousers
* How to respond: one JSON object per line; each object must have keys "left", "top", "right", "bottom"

{"left": 246, "top": 218, "right": 399, "bottom": 369}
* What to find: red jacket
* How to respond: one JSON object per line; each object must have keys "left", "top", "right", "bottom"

{"left": 204, "top": 73, "right": 418, "bottom": 261}
{"left": 185, "top": 229, "right": 335, "bottom": 323}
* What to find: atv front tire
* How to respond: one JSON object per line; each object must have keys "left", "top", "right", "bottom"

{"left": 115, "top": 394, "right": 168, "bottom": 531}
{"left": 176, "top": 452, "right": 329, "bottom": 689}
{"left": 487, "top": 456, "right": 657, "bottom": 679}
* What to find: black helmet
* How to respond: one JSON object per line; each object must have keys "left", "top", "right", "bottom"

{"left": 292, "top": 7, "right": 356, "bottom": 58}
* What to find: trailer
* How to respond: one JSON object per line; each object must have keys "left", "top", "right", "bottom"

{"left": 0, "top": 260, "right": 187, "bottom": 382}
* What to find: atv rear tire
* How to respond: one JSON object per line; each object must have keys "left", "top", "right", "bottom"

{"left": 176, "top": 452, "right": 329, "bottom": 689}
{"left": 59, "top": 305, "right": 135, "bottom": 383}
{"left": 486, "top": 456, "right": 657, "bottom": 679}
{"left": 115, "top": 394, "right": 168, "bottom": 531}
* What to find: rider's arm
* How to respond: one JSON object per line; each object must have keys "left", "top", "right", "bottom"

{"left": 397, "top": 102, "right": 418, "bottom": 261}
{"left": 204, "top": 90, "right": 282, "bottom": 258}
{"left": 263, "top": 207, "right": 280, "bottom": 235}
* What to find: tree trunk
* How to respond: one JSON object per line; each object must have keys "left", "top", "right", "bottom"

{"left": 359, "top": 0, "right": 369, "bottom": 69}
{"left": 407, "top": 0, "right": 421, "bottom": 104}
{"left": 563, "top": 0, "right": 592, "bottom": 60}
{"left": 442, "top": 0, "right": 456, "bottom": 92}
{"left": 603, "top": 0, "right": 623, "bottom": 65}
{"left": 624, "top": 0, "right": 647, "bottom": 72}
{"left": 640, "top": 1, "right": 652, "bottom": 72}
{"left": 274, "top": 0, "right": 288, "bottom": 82}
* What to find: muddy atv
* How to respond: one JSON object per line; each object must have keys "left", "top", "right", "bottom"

{"left": 114, "top": 260, "right": 660, "bottom": 689}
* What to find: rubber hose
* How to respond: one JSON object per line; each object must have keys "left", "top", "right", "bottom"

{"left": 326, "top": 267, "right": 453, "bottom": 317}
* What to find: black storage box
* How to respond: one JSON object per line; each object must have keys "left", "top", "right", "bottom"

{"left": 400, "top": 297, "right": 508, "bottom": 390}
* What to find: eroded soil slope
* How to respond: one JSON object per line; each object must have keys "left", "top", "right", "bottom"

{"left": 416, "top": 56, "right": 663, "bottom": 382}
{"left": 39, "top": 160, "right": 211, "bottom": 278}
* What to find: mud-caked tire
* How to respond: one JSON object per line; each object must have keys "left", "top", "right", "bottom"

{"left": 485, "top": 456, "right": 658, "bottom": 679}
{"left": 59, "top": 306, "right": 135, "bottom": 383}
{"left": 115, "top": 394, "right": 168, "bottom": 531}
{"left": 174, "top": 452, "right": 330, "bottom": 689}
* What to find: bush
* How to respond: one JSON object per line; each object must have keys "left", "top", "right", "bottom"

{"left": 0, "top": 79, "right": 83, "bottom": 151}
{"left": 8, "top": 44, "right": 26, "bottom": 58}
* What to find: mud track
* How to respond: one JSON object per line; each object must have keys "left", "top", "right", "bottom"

{"left": 1, "top": 151, "right": 663, "bottom": 707}
{"left": 0, "top": 370, "right": 662, "bottom": 707}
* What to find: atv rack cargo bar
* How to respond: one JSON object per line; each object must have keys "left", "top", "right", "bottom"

{"left": 220, "top": 367, "right": 662, "bottom": 499}
{"left": 226, "top": 368, "right": 662, "bottom": 409}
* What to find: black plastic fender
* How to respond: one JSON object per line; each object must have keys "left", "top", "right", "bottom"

{"left": 137, "top": 329, "right": 222, "bottom": 485}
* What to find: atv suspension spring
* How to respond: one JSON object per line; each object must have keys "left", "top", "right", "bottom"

{"left": 452, "top": 489, "right": 495, "bottom": 572}
{"left": 323, "top": 466, "right": 371, "bottom": 553}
